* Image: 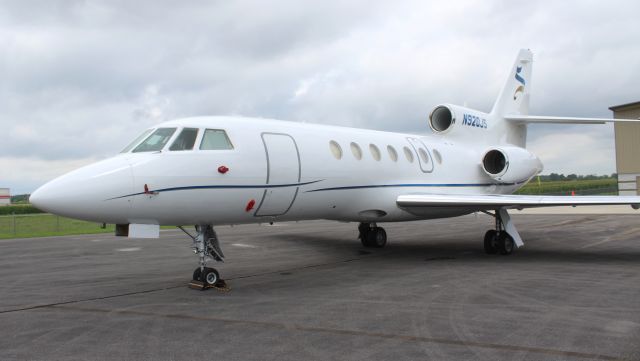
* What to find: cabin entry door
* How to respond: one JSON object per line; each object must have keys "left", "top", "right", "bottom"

{"left": 254, "top": 133, "right": 301, "bottom": 217}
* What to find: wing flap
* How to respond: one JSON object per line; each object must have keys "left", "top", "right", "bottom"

{"left": 397, "top": 194, "right": 640, "bottom": 211}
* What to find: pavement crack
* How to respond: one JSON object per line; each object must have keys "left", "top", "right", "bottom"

{"left": 0, "top": 255, "right": 376, "bottom": 315}
{"left": 0, "top": 285, "right": 184, "bottom": 315}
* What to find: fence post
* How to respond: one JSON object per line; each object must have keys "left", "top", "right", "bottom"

{"left": 12, "top": 213, "right": 16, "bottom": 236}
{"left": 56, "top": 216, "right": 60, "bottom": 232}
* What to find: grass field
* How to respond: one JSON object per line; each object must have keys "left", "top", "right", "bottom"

{"left": 515, "top": 178, "right": 617, "bottom": 195}
{"left": 0, "top": 214, "right": 114, "bottom": 239}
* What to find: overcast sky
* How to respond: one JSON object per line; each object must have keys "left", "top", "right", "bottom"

{"left": 2, "top": 1, "right": 640, "bottom": 194}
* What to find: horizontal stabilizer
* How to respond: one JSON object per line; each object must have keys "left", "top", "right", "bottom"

{"left": 505, "top": 115, "right": 640, "bottom": 124}
{"left": 397, "top": 194, "right": 640, "bottom": 211}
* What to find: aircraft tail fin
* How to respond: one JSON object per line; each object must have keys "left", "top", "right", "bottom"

{"left": 491, "top": 49, "right": 533, "bottom": 117}
{"left": 430, "top": 50, "right": 638, "bottom": 147}
{"left": 488, "top": 49, "right": 533, "bottom": 147}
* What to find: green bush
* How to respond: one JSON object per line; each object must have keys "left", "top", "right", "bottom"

{"left": 0, "top": 205, "right": 45, "bottom": 215}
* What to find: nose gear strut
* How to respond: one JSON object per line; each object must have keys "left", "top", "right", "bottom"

{"left": 178, "top": 225, "right": 229, "bottom": 291}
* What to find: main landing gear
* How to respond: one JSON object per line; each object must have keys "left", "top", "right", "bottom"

{"left": 483, "top": 230, "right": 514, "bottom": 255}
{"left": 482, "top": 208, "right": 524, "bottom": 256}
{"left": 359, "top": 222, "right": 387, "bottom": 248}
{"left": 179, "top": 225, "right": 228, "bottom": 291}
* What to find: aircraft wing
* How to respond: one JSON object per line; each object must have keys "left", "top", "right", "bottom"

{"left": 504, "top": 115, "right": 640, "bottom": 124}
{"left": 397, "top": 194, "right": 640, "bottom": 212}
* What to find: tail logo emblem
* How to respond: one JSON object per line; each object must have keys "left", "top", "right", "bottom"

{"left": 513, "top": 66, "right": 526, "bottom": 100}
{"left": 515, "top": 66, "right": 526, "bottom": 85}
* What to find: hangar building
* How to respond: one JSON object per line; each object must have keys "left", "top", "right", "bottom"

{"left": 611, "top": 101, "right": 640, "bottom": 195}
{"left": 0, "top": 188, "right": 9, "bottom": 205}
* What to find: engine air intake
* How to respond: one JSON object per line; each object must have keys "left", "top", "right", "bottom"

{"left": 480, "top": 146, "right": 542, "bottom": 183}
{"left": 429, "top": 105, "right": 454, "bottom": 133}
{"left": 482, "top": 149, "right": 507, "bottom": 175}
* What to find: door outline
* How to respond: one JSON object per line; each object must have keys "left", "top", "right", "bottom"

{"left": 406, "top": 137, "right": 435, "bottom": 173}
{"left": 254, "top": 132, "right": 301, "bottom": 217}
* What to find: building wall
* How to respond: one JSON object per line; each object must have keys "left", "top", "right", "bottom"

{"left": 613, "top": 104, "right": 640, "bottom": 195}
{"left": 0, "top": 188, "right": 9, "bottom": 205}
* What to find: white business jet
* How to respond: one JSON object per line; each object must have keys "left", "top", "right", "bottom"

{"left": 30, "top": 49, "right": 640, "bottom": 288}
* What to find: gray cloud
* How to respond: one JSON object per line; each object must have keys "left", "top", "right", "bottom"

{"left": 2, "top": 0, "right": 640, "bottom": 194}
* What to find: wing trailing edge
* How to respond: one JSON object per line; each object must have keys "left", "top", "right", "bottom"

{"left": 397, "top": 194, "right": 640, "bottom": 211}
{"left": 504, "top": 115, "right": 640, "bottom": 124}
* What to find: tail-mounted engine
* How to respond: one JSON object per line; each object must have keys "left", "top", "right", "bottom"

{"left": 429, "top": 104, "right": 488, "bottom": 135}
{"left": 481, "top": 146, "right": 542, "bottom": 183}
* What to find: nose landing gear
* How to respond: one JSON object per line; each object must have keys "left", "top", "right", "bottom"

{"left": 179, "top": 225, "right": 229, "bottom": 291}
{"left": 192, "top": 267, "right": 220, "bottom": 287}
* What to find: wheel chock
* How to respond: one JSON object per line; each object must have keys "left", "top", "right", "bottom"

{"left": 188, "top": 280, "right": 206, "bottom": 290}
{"left": 214, "top": 279, "right": 230, "bottom": 292}
{"left": 188, "top": 279, "right": 230, "bottom": 292}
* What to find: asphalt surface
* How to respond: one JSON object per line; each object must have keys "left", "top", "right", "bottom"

{"left": 1, "top": 214, "right": 639, "bottom": 361}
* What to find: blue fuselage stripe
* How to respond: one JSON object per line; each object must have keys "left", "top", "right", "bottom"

{"left": 107, "top": 180, "right": 322, "bottom": 200}
{"left": 305, "top": 183, "right": 520, "bottom": 192}
{"left": 108, "top": 180, "right": 524, "bottom": 200}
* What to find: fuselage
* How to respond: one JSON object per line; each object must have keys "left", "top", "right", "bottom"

{"left": 30, "top": 116, "right": 534, "bottom": 226}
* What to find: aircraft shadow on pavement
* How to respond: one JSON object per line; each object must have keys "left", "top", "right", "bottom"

{"left": 271, "top": 233, "right": 640, "bottom": 265}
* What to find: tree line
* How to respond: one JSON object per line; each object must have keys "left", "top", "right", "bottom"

{"left": 539, "top": 173, "right": 616, "bottom": 182}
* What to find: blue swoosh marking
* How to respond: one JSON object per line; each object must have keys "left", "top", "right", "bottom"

{"left": 515, "top": 66, "right": 526, "bottom": 86}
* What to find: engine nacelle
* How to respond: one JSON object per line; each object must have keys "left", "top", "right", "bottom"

{"left": 428, "top": 104, "right": 488, "bottom": 134}
{"left": 481, "top": 146, "right": 542, "bottom": 183}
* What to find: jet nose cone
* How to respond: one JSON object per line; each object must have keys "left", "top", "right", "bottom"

{"left": 29, "top": 179, "right": 74, "bottom": 215}
{"left": 29, "top": 185, "right": 47, "bottom": 211}
{"left": 30, "top": 156, "right": 134, "bottom": 223}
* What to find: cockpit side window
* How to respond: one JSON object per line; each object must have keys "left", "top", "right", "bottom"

{"left": 169, "top": 128, "right": 199, "bottom": 151}
{"left": 132, "top": 128, "right": 177, "bottom": 153}
{"left": 121, "top": 129, "right": 153, "bottom": 153}
{"left": 200, "top": 129, "right": 234, "bottom": 150}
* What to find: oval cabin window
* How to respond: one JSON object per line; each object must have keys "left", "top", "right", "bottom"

{"left": 433, "top": 149, "right": 443, "bottom": 164}
{"left": 403, "top": 146, "right": 414, "bottom": 163}
{"left": 369, "top": 144, "right": 381, "bottom": 161}
{"left": 350, "top": 142, "right": 363, "bottom": 160}
{"left": 418, "top": 148, "right": 430, "bottom": 164}
{"left": 387, "top": 145, "right": 398, "bottom": 162}
{"left": 329, "top": 140, "right": 343, "bottom": 159}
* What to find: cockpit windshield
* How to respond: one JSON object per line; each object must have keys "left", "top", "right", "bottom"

{"left": 200, "top": 129, "right": 234, "bottom": 150}
{"left": 132, "top": 128, "right": 177, "bottom": 153}
{"left": 169, "top": 128, "right": 199, "bottom": 151}
{"left": 120, "top": 129, "right": 153, "bottom": 153}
